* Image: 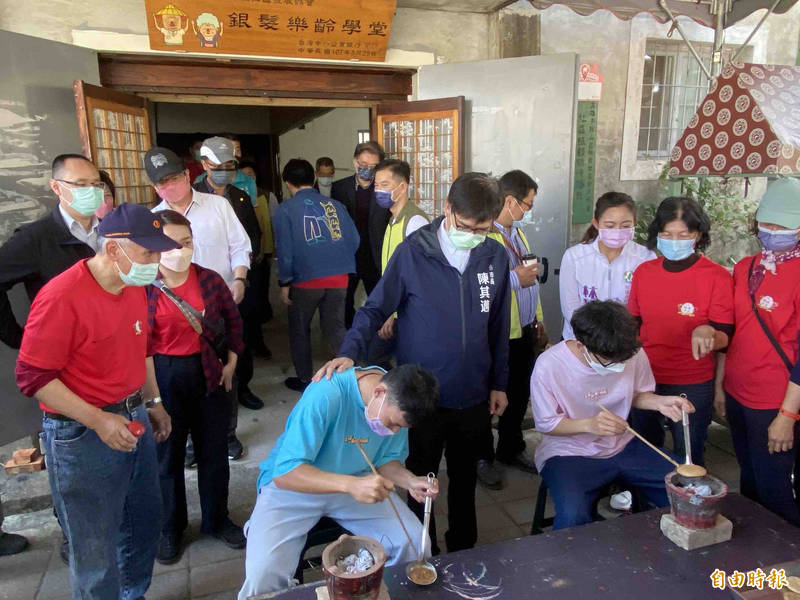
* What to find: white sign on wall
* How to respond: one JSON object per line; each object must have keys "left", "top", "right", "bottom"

{"left": 578, "top": 62, "right": 603, "bottom": 102}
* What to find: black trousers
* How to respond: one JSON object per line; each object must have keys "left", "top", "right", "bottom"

{"left": 726, "top": 394, "right": 800, "bottom": 526}
{"left": 481, "top": 324, "right": 538, "bottom": 463}
{"left": 252, "top": 255, "right": 273, "bottom": 323}
{"left": 345, "top": 253, "right": 381, "bottom": 328}
{"left": 236, "top": 284, "right": 258, "bottom": 393}
{"left": 154, "top": 354, "right": 231, "bottom": 535}
{"left": 407, "top": 401, "right": 492, "bottom": 553}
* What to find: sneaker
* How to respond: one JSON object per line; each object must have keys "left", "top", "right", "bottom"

{"left": 211, "top": 518, "right": 246, "bottom": 549}
{"left": 156, "top": 532, "right": 183, "bottom": 565}
{"left": 284, "top": 377, "right": 309, "bottom": 393}
{"left": 476, "top": 459, "right": 504, "bottom": 490}
{"left": 238, "top": 389, "right": 264, "bottom": 410}
{"left": 0, "top": 532, "right": 28, "bottom": 556}
{"left": 228, "top": 436, "right": 245, "bottom": 461}
{"left": 500, "top": 447, "right": 538, "bottom": 474}
{"left": 59, "top": 535, "right": 69, "bottom": 565}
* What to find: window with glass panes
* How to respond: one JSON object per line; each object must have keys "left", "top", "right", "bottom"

{"left": 378, "top": 110, "right": 458, "bottom": 218}
{"left": 638, "top": 40, "right": 752, "bottom": 160}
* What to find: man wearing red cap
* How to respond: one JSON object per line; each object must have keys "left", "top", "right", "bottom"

{"left": 15, "top": 203, "right": 179, "bottom": 599}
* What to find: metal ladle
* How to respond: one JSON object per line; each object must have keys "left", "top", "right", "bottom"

{"left": 677, "top": 404, "right": 707, "bottom": 478}
{"left": 405, "top": 473, "right": 437, "bottom": 586}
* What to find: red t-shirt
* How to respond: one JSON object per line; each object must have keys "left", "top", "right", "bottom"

{"left": 293, "top": 274, "right": 348, "bottom": 289}
{"left": 725, "top": 254, "right": 800, "bottom": 409}
{"left": 628, "top": 256, "right": 734, "bottom": 385}
{"left": 18, "top": 260, "right": 148, "bottom": 411}
{"left": 148, "top": 266, "right": 204, "bottom": 357}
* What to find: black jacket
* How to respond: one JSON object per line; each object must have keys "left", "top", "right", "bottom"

{"left": 0, "top": 209, "right": 95, "bottom": 348}
{"left": 194, "top": 180, "right": 261, "bottom": 258}
{"left": 330, "top": 175, "right": 390, "bottom": 271}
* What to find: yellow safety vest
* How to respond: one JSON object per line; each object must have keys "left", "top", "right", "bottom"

{"left": 488, "top": 228, "right": 544, "bottom": 339}
{"left": 381, "top": 201, "right": 431, "bottom": 274}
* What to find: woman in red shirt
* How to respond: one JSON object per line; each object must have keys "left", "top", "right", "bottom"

{"left": 146, "top": 210, "right": 246, "bottom": 564}
{"left": 628, "top": 197, "right": 734, "bottom": 467}
{"left": 722, "top": 178, "right": 800, "bottom": 526}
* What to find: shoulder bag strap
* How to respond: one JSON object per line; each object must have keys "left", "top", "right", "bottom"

{"left": 747, "top": 257, "right": 793, "bottom": 372}
{"left": 152, "top": 280, "right": 204, "bottom": 335}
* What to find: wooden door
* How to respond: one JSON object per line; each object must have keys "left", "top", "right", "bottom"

{"left": 376, "top": 97, "right": 465, "bottom": 218}
{"left": 74, "top": 81, "right": 155, "bottom": 206}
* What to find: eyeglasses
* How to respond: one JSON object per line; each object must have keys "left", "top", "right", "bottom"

{"left": 514, "top": 197, "right": 533, "bottom": 212}
{"left": 356, "top": 161, "right": 379, "bottom": 169}
{"left": 452, "top": 213, "right": 492, "bottom": 235}
{"left": 55, "top": 179, "right": 105, "bottom": 190}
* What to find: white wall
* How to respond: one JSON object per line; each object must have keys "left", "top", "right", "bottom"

{"left": 278, "top": 108, "right": 370, "bottom": 194}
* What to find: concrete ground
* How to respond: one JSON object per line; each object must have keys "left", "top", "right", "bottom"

{"left": 0, "top": 276, "right": 742, "bottom": 599}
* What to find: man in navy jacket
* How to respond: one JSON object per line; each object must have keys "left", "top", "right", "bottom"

{"left": 273, "top": 159, "right": 360, "bottom": 393}
{"left": 316, "top": 173, "right": 510, "bottom": 553}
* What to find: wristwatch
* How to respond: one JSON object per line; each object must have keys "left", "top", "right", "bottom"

{"left": 145, "top": 396, "right": 162, "bottom": 409}
{"left": 234, "top": 277, "right": 250, "bottom": 288}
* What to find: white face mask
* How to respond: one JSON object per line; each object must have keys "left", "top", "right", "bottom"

{"left": 160, "top": 246, "right": 193, "bottom": 272}
{"left": 583, "top": 349, "right": 625, "bottom": 376}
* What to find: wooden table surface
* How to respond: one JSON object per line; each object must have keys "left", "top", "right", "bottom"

{"left": 263, "top": 494, "right": 800, "bottom": 600}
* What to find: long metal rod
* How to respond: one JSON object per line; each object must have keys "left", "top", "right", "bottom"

{"left": 731, "top": 0, "right": 780, "bottom": 63}
{"left": 658, "top": 0, "right": 713, "bottom": 81}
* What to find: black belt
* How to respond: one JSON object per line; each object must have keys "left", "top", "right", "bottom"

{"left": 44, "top": 391, "right": 144, "bottom": 422}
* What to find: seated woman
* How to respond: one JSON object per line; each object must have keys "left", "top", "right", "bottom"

{"left": 530, "top": 300, "right": 694, "bottom": 530}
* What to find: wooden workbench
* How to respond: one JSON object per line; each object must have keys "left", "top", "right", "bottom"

{"left": 258, "top": 494, "right": 800, "bottom": 600}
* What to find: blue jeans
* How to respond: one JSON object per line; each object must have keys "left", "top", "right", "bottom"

{"left": 726, "top": 394, "right": 800, "bottom": 526}
{"left": 42, "top": 405, "right": 162, "bottom": 600}
{"left": 629, "top": 379, "right": 714, "bottom": 466}
{"left": 540, "top": 438, "right": 673, "bottom": 530}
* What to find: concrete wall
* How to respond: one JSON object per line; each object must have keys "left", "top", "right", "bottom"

{"left": 156, "top": 103, "right": 272, "bottom": 135}
{"left": 278, "top": 107, "right": 370, "bottom": 193}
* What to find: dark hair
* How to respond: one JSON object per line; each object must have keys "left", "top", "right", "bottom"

{"left": 220, "top": 133, "right": 240, "bottom": 142}
{"left": 154, "top": 209, "right": 193, "bottom": 234}
{"left": 282, "top": 158, "right": 316, "bottom": 187}
{"left": 99, "top": 170, "right": 115, "bottom": 199}
{"left": 499, "top": 170, "right": 538, "bottom": 201}
{"left": 316, "top": 156, "right": 334, "bottom": 170}
{"left": 381, "top": 364, "right": 438, "bottom": 428}
{"left": 353, "top": 141, "right": 385, "bottom": 161}
{"left": 447, "top": 172, "right": 504, "bottom": 224}
{"left": 571, "top": 300, "right": 641, "bottom": 363}
{"left": 581, "top": 192, "right": 637, "bottom": 244}
{"left": 52, "top": 154, "right": 93, "bottom": 179}
{"left": 375, "top": 158, "right": 410, "bottom": 184}
{"left": 646, "top": 196, "right": 711, "bottom": 252}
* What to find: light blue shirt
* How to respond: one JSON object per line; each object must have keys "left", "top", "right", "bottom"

{"left": 436, "top": 219, "right": 470, "bottom": 274}
{"left": 58, "top": 205, "right": 100, "bottom": 252}
{"left": 494, "top": 221, "right": 539, "bottom": 327}
{"left": 257, "top": 368, "right": 408, "bottom": 492}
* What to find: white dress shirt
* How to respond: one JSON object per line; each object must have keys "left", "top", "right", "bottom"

{"left": 559, "top": 238, "right": 656, "bottom": 339}
{"left": 58, "top": 205, "right": 100, "bottom": 252}
{"left": 437, "top": 219, "right": 470, "bottom": 274}
{"left": 153, "top": 188, "right": 252, "bottom": 285}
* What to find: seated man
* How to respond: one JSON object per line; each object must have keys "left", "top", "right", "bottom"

{"left": 238, "top": 364, "right": 439, "bottom": 598}
{"left": 531, "top": 300, "right": 694, "bottom": 530}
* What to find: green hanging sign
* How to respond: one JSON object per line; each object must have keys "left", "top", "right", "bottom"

{"left": 572, "top": 101, "right": 598, "bottom": 224}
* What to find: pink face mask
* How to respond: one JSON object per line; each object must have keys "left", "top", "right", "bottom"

{"left": 156, "top": 176, "right": 190, "bottom": 204}
{"left": 597, "top": 227, "right": 634, "bottom": 249}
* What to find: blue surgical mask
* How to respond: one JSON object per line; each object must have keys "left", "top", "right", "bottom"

{"left": 317, "top": 176, "right": 333, "bottom": 187}
{"left": 357, "top": 166, "right": 375, "bottom": 181}
{"left": 364, "top": 394, "right": 394, "bottom": 437}
{"left": 757, "top": 226, "right": 800, "bottom": 252}
{"left": 657, "top": 237, "right": 696, "bottom": 261}
{"left": 584, "top": 349, "right": 625, "bottom": 376}
{"left": 64, "top": 185, "right": 104, "bottom": 216}
{"left": 447, "top": 213, "right": 486, "bottom": 250}
{"left": 115, "top": 244, "right": 159, "bottom": 286}
{"left": 209, "top": 168, "right": 236, "bottom": 186}
{"left": 375, "top": 186, "right": 397, "bottom": 209}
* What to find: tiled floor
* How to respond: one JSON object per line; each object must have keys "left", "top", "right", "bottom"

{"left": 0, "top": 289, "right": 743, "bottom": 599}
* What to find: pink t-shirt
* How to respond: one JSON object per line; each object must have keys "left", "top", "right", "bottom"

{"left": 530, "top": 341, "right": 656, "bottom": 472}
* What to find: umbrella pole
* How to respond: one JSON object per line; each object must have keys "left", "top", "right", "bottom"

{"left": 711, "top": 0, "right": 727, "bottom": 77}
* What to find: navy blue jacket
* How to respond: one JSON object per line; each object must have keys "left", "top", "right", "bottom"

{"left": 339, "top": 217, "right": 511, "bottom": 409}
{"left": 273, "top": 188, "right": 360, "bottom": 284}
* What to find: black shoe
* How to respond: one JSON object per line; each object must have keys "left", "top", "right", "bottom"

{"left": 0, "top": 532, "right": 28, "bottom": 556}
{"left": 59, "top": 536, "right": 69, "bottom": 565}
{"left": 238, "top": 389, "right": 264, "bottom": 410}
{"left": 284, "top": 377, "right": 309, "bottom": 393}
{"left": 228, "top": 436, "right": 244, "bottom": 461}
{"left": 156, "top": 532, "right": 182, "bottom": 565}
{"left": 211, "top": 519, "right": 246, "bottom": 549}
{"left": 476, "top": 459, "right": 504, "bottom": 490}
